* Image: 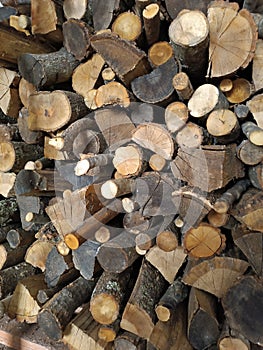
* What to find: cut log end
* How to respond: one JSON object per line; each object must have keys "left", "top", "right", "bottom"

{"left": 64, "top": 233, "right": 80, "bottom": 250}
{"left": 90, "top": 294, "right": 119, "bottom": 325}
{"left": 155, "top": 304, "right": 171, "bottom": 322}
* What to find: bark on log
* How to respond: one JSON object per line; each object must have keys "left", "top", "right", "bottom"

{"left": 242, "top": 121, "right": 263, "bottom": 146}
{"left": 237, "top": 140, "right": 263, "bottom": 165}
{"left": 218, "top": 321, "right": 251, "bottom": 350}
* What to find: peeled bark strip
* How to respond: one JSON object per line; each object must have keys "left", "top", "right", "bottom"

{"left": 231, "top": 188, "right": 263, "bottom": 232}
{"left": 112, "top": 12, "right": 142, "bottom": 41}
{"left": 172, "top": 72, "right": 194, "bottom": 101}
{"left": 18, "top": 48, "right": 79, "bottom": 89}
{"left": 207, "top": 1, "right": 257, "bottom": 77}
{"left": 90, "top": 32, "right": 151, "bottom": 86}
{"left": 63, "top": 303, "right": 112, "bottom": 350}
{"left": 38, "top": 276, "right": 95, "bottom": 341}
{"left": 213, "top": 179, "right": 251, "bottom": 214}
{"left": 63, "top": 19, "right": 92, "bottom": 61}
{"left": 143, "top": 3, "right": 160, "bottom": 46}
{"left": 0, "top": 262, "right": 36, "bottom": 299}
{"left": 146, "top": 246, "right": 187, "bottom": 283}
{"left": 188, "top": 288, "right": 220, "bottom": 350}
{"left": 90, "top": 268, "right": 133, "bottom": 325}
{"left": 97, "top": 232, "right": 139, "bottom": 274}
{"left": 72, "top": 54, "right": 105, "bottom": 98}
{"left": 222, "top": 276, "right": 263, "bottom": 346}
{"left": 218, "top": 321, "right": 250, "bottom": 350}
{"left": 155, "top": 278, "right": 188, "bottom": 322}
{"left": 148, "top": 41, "right": 174, "bottom": 67}
{"left": 131, "top": 58, "right": 179, "bottom": 105}
{"left": 182, "top": 256, "right": 249, "bottom": 298}
{"left": 188, "top": 84, "right": 229, "bottom": 119}
{"left": 237, "top": 139, "right": 263, "bottom": 165}
{"left": 132, "top": 123, "right": 174, "bottom": 160}
{"left": 183, "top": 222, "right": 225, "bottom": 258}
{"left": 0, "top": 67, "right": 21, "bottom": 118}
{"left": 169, "top": 10, "right": 209, "bottom": 80}
{"left": 121, "top": 259, "right": 168, "bottom": 340}
{"left": 28, "top": 90, "right": 88, "bottom": 132}
{"left": 206, "top": 109, "right": 240, "bottom": 144}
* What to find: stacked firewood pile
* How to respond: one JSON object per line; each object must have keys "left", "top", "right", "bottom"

{"left": 0, "top": 0, "right": 263, "bottom": 349}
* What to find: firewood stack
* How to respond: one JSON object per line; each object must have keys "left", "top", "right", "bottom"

{"left": 0, "top": 0, "right": 263, "bottom": 349}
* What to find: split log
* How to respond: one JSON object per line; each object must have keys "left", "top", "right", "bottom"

{"left": 148, "top": 41, "right": 174, "bottom": 67}
{"left": 143, "top": 3, "right": 160, "bottom": 46}
{"left": 172, "top": 145, "right": 245, "bottom": 192}
{"left": 90, "top": 268, "right": 133, "bottom": 325}
{"left": 18, "top": 107, "right": 43, "bottom": 145}
{"left": 28, "top": 90, "right": 88, "bottom": 132}
{"left": 113, "top": 144, "right": 145, "bottom": 178}
{"left": 188, "top": 84, "right": 229, "bottom": 119}
{"left": 207, "top": 1, "right": 257, "bottom": 77}
{"left": 96, "top": 232, "right": 139, "bottom": 274}
{"left": 132, "top": 122, "right": 175, "bottom": 160}
{"left": 168, "top": 10, "right": 209, "bottom": 80}
{"left": 164, "top": 101, "right": 188, "bottom": 133}
{"left": 63, "top": 19, "right": 92, "bottom": 61}
{"left": 155, "top": 278, "right": 188, "bottom": 322}
{"left": 72, "top": 54, "right": 105, "bottom": 98}
{"left": 231, "top": 187, "right": 263, "bottom": 232}
{"left": 237, "top": 140, "right": 263, "bottom": 165}
{"left": 0, "top": 262, "right": 36, "bottom": 299}
{"left": 218, "top": 321, "right": 251, "bottom": 350}
{"left": 131, "top": 58, "right": 179, "bottom": 105}
{"left": 114, "top": 331, "right": 146, "bottom": 350}
{"left": 247, "top": 93, "right": 263, "bottom": 128}
{"left": 63, "top": 303, "right": 112, "bottom": 350}
{"left": 150, "top": 302, "right": 193, "bottom": 350}
{"left": 38, "top": 276, "right": 96, "bottom": 340}
{"left": 146, "top": 246, "right": 187, "bottom": 283}
{"left": 112, "top": 11, "right": 142, "bottom": 42}
{"left": 249, "top": 162, "right": 263, "bottom": 189}
{"left": 31, "top": 0, "right": 58, "bottom": 35}
{"left": 172, "top": 72, "right": 193, "bottom": 101}
{"left": 18, "top": 48, "right": 79, "bottom": 89}
{"left": 25, "top": 240, "right": 54, "bottom": 272}
{"left": 183, "top": 222, "right": 226, "bottom": 258}
{"left": 8, "top": 274, "right": 47, "bottom": 323}
{"left": 120, "top": 259, "right": 168, "bottom": 340}
{"left": 206, "top": 109, "right": 240, "bottom": 144}
{"left": 91, "top": 0, "right": 121, "bottom": 31}
{"left": 242, "top": 121, "right": 263, "bottom": 146}
{"left": 0, "top": 67, "right": 21, "bottom": 118}
{"left": 187, "top": 288, "right": 220, "bottom": 350}
{"left": 182, "top": 256, "right": 249, "bottom": 298}
{"left": 90, "top": 31, "right": 151, "bottom": 86}
{"left": 222, "top": 276, "right": 263, "bottom": 346}
{"left": 95, "top": 81, "right": 131, "bottom": 109}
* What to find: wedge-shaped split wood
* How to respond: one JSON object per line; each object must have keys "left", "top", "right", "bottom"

{"left": 0, "top": 67, "right": 21, "bottom": 118}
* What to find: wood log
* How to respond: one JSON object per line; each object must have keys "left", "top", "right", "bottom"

{"left": 31, "top": 0, "right": 58, "bottom": 35}
{"left": 247, "top": 93, "right": 263, "bottom": 128}
{"left": 169, "top": 10, "right": 209, "bottom": 80}
{"left": 90, "top": 31, "right": 151, "bottom": 86}
{"left": 96, "top": 232, "right": 139, "bottom": 274}
{"left": 252, "top": 39, "right": 263, "bottom": 90}
{"left": 0, "top": 262, "right": 36, "bottom": 299}
{"left": 18, "top": 107, "right": 43, "bottom": 145}
{"left": 102, "top": 67, "right": 116, "bottom": 84}
{"left": 94, "top": 81, "right": 131, "bottom": 109}
{"left": 148, "top": 41, "right": 174, "bottom": 67}
{"left": 143, "top": 3, "right": 160, "bottom": 46}
{"left": 18, "top": 48, "right": 79, "bottom": 89}
{"left": 249, "top": 162, "right": 263, "bottom": 189}
{"left": 131, "top": 58, "right": 179, "bottom": 105}
{"left": 225, "top": 78, "right": 253, "bottom": 104}
{"left": 63, "top": 18, "right": 92, "bottom": 61}
{"left": 0, "top": 171, "right": 16, "bottom": 198}
{"left": 112, "top": 11, "right": 142, "bottom": 42}
{"left": 172, "top": 144, "right": 245, "bottom": 192}
{"left": 0, "top": 198, "right": 20, "bottom": 226}
{"left": 63, "top": 0, "right": 88, "bottom": 20}
{"left": 98, "top": 318, "right": 121, "bottom": 343}
{"left": 28, "top": 90, "right": 88, "bottom": 132}
{"left": 175, "top": 122, "right": 205, "bottom": 149}
{"left": 207, "top": 1, "right": 257, "bottom": 77}
{"left": 182, "top": 256, "right": 249, "bottom": 298}
{"left": 0, "top": 239, "right": 35, "bottom": 270}
{"left": 156, "top": 220, "right": 179, "bottom": 252}
{"left": 188, "top": 84, "right": 229, "bottom": 119}
{"left": 25, "top": 240, "right": 54, "bottom": 272}
{"left": 120, "top": 259, "right": 168, "bottom": 340}
{"left": 155, "top": 278, "right": 188, "bottom": 322}
{"left": 146, "top": 246, "right": 187, "bottom": 283}
{"left": 206, "top": 109, "right": 240, "bottom": 144}
{"left": 237, "top": 139, "right": 263, "bottom": 165}
{"left": 172, "top": 72, "right": 193, "bottom": 101}
{"left": 6, "top": 228, "right": 35, "bottom": 249}
{"left": 222, "top": 276, "right": 263, "bottom": 346}
{"left": 75, "top": 154, "right": 113, "bottom": 176}
{"left": 91, "top": 0, "right": 121, "bottom": 31}
{"left": 63, "top": 303, "right": 112, "bottom": 350}
{"left": 207, "top": 210, "right": 230, "bottom": 228}
{"left": 149, "top": 153, "right": 166, "bottom": 172}
{"left": 183, "top": 222, "right": 226, "bottom": 258}
{"left": 38, "top": 276, "right": 96, "bottom": 340}
{"left": 101, "top": 178, "right": 135, "bottom": 199}
{"left": 90, "top": 267, "right": 133, "bottom": 325}
{"left": 243, "top": 0, "right": 263, "bottom": 13}
{"left": 242, "top": 121, "right": 263, "bottom": 146}
{"left": 187, "top": 287, "right": 220, "bottom": 350}
{"left": 165, "top": 101, "right": 188, "bottom": 133}
{"left": 218, "top": 321, "right": 251, "bottom": 350}
{"left": 164, "top": 0, "right": 211, "bottom": 20}
{"left": 0, "top": 67, "right": 21, "bottom": 118}
{"left": 7, "top": 274, "right": 47, "bottom": 323}
{"left": 231, "top": 187, "right": 263, "bottom": 232}
{"left": 72, "top": 53, "right": 105, "bottom": 98}
{"left": 113, "top": 144, "right": 145, "bottom": 178}
{"left": 114, "top": 331, "right": 146, "bottom": 350}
